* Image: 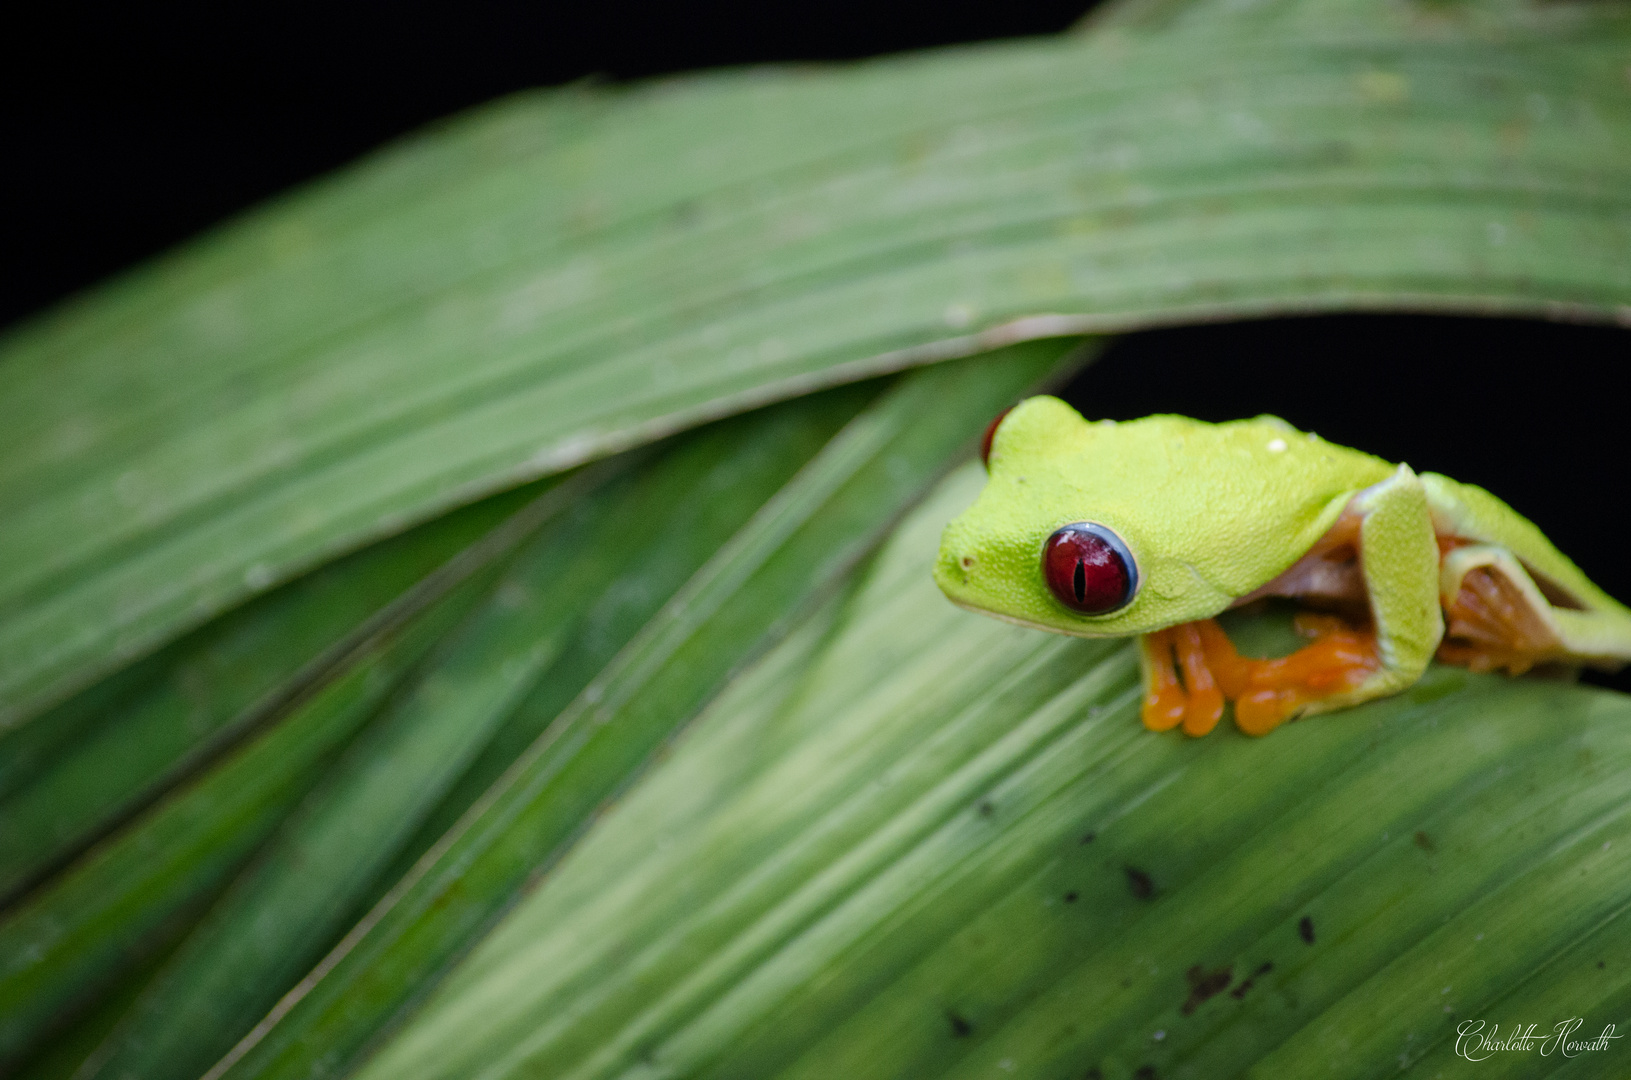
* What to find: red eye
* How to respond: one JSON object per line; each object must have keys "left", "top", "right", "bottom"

{"left": 1043, "top": 523, "right": 1137, "bottom": 615}
{"left": 979, "top": 407, "right": 1013, "bottom": 470}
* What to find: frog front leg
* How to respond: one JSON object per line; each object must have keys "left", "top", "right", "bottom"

{"left": 1140, "top": 464, "right": 1444, "bottom": 737}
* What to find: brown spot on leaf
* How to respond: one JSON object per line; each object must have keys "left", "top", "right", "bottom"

{"left": 1080, "top": 831, "right": 1097, "bottom": 845}
{"left": 1126, "top": 866, "right": 1155, "bottom": 900}
{"left": 978, "top": 800, "right": 995, "bottom": 817}
{"left": 1181, "top": 964, "right": 1233, "bottom": 1015}
{"left": 1230, "top": 961, "right": 1274, "bottom": 999}
{"left": 1298, "top": 916, "right": 1316, "bottom": 944}
{"left": 1134, "top": 1067, "right": 1160, "bottom": 1080}
{"left": 946, "top": 1010, "right": 973, "bottom": 1038}
{"left": 1064, "top": 891, "right": 1079, "bottom": 904}
{"left": 1414, "top": 830, "right": 1436, "bottom": 853}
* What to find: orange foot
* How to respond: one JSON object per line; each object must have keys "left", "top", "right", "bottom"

{"left": 1140, "top": 615, "right": 1381, "bottom": 737}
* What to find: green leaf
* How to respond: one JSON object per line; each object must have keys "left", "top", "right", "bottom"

{"left": 0, "top": 483, "right": 540, "bottom": 904}
{"left": 6, "top": 938, "right": 184, "bottom": 1080}
{"left": 379, "top": 383, "right": 881, "bottom": 888}
{"left": 351, "top": 464, "right": 1631, "bottom": 1080}
{"left": 5, "top": 0, "right": 1630, "bottom": 722}
{"left": 7, "top": 0, "right": 1631, "bottom": 1073}
{"left": 212, "top": 339, "right": 1078, "bottom": 1080}
{"left": 76, "top": 378, "right": 882, "bottom": 1080}
{"left": 0, "top": 482, "right": 552, "bottom": 1066}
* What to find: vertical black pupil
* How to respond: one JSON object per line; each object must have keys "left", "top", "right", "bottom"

{"left": 1073, "top": 560, "right": 1086, "bottom": 602}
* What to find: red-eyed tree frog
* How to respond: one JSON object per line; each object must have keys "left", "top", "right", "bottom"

{"left": 935, "top": 397, "right": 1631, "bottom": 737}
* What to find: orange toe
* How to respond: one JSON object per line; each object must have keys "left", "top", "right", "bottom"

{"left": 1233, "top": 688, "right": 1292, "bottom": 737}
{"left": 1139, "top": 617, "right": 1382, "bottom": 738}
{"left": 1140, "top": 630, "right": 1187, "bottom": 732}
{"left": 1174, "top": 623, "right": 1224, "bottom": 736}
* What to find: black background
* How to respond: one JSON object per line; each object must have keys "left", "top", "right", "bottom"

{"left": 0, "top": 0, "right": 1090, "bottom": 330}
{"left": 6, "top": 1, "right": 1630, "bottom": 687}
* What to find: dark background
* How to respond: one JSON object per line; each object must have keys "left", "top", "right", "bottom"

{"left": 6, "top": 1, "right": 1629, "bottom": 684}
{"left": 0, "top": 0, "right": 1091, "bottom": 330}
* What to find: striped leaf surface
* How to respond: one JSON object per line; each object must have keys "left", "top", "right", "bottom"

{"left": 2, "top": 0, "right": 1629, "bottom": 1076}
{"left": 357, "top": 466, "right": 1631, "bottom": 1080}
{"left": 3, "top": 0, "right": 1629, "bottom": 723}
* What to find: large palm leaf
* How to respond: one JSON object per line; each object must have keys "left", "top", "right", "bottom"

{"left": 3, "top": 0, "right": 1629, "bottom": 1076}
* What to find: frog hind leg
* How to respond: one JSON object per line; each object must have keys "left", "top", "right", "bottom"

{"left": 1139, "top": 465, "right": 1444, "bottom": 738}
{"left": 1436, "top": 544, "right": 1631, "bottom": 674}
{"left": 1424, "top": 471, "right": 1631, "bottom": 674}
{"left": 1229, "top": 464, "right": 1444, "bottom": 735}
{"left": 1318, "top": 464, "right": 1446, "bottom": 705}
